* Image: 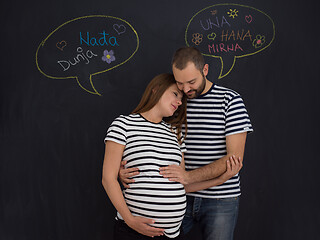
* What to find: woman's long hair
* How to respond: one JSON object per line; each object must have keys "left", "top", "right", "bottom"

{"left": 132, "top": 73, "right": 187, "bottom": 144}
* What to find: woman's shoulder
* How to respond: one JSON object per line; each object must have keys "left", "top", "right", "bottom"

{"left": 113, "top": 113, "right": 141, "bottom": 122}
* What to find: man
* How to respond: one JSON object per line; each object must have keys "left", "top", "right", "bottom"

{"left": 120, "top": 47, "right": 253, "bottom": 239}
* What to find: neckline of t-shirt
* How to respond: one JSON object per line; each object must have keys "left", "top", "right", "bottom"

{"left": 138, "top": 113, "right": 164, "bottom": 124}
{"left": 194, "top": 82, "right": 215, "bottom": 99}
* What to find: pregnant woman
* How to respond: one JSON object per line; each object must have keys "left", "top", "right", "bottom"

{"left": 102, "top": 73, "right": 187, "bottom": 239}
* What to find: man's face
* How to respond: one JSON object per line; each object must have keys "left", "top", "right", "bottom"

{"left": 172, "top": 62, "right": 207, "bottom": 99}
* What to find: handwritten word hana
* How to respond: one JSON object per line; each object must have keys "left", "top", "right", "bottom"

{"left": 57, "top": 47, "right": 98, "bottom": 71}
{"left": 80, "top": 31, "right": 119, "bottom": 47}
{"left": 221, "top": 29, "right": 252, "bottom": 42}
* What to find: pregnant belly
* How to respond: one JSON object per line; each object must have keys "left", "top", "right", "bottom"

{"left": 120, "top": 181, "right": 186, "bottom": 236}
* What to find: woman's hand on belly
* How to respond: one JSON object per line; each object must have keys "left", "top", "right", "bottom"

{"left": 126, "top": 215, "right": 165, "bottom": 237}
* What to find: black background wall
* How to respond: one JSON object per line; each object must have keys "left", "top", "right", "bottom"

{"left": 1, "top": 0, "right": 319, "bottom": 239}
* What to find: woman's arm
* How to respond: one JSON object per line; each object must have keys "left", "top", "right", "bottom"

{"left": 184, "top": 156, "right": 243, "bottom": 193}
{"left": 102, "top": 141, "right": 164, "bottom": 237}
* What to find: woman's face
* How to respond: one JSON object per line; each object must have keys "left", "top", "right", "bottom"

{"left": 157, "top": 84, "right": 183, "bottom": 117}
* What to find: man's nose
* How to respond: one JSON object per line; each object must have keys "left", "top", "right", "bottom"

{"left": 183, "top": 85, "right": 191, "bottom": 93}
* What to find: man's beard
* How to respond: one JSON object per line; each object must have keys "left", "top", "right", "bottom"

{"left": 186, "top": 76, "right": 206, "bottom": 99}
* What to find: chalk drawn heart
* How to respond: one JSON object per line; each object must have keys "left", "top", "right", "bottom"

{"left": 207, "top": 32, "right": 217, "bottom": 41}
{"left": 56, "top": 40, "right": 67, "bottom": 51}
{"left": 245, "top": 15, "right": 253, "bottom": 24}
{"left": 113, "top": 24, "right": 126, "bottom": 35}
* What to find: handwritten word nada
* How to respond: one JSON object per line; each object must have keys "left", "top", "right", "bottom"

{"left": 80, "top": 31, "right": 119, "bottom": 47}
{"left": 58, "top": 47, "right": 98, "bottom": 71}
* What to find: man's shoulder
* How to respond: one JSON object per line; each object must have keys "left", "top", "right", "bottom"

{"left": 212, "top": 84, "right": 240, "bottom": 98}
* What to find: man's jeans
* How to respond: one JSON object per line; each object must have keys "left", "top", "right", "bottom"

{"left": 182, "top": 195, "right": 239, "bottom": 240}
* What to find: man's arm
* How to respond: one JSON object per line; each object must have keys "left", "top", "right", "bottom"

{"left": 159, "top": 132, "right": 247, "bottom": 185}
{"left": 184, "top": 155, "right": 242, "bottom": 193}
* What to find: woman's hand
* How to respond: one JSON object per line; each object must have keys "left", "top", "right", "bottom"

{"left": 125, "top": 216, "right": 165, "bottom": 237}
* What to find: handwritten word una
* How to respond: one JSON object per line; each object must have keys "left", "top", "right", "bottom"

{"left": 200, "top": 16, "right": 231, "bottom": 30}
{"left": 80, "top": 31, "right": 119, "bottom": 47}
{"left": 57, "top": 47, "right": 98, "bottom": 71}
{"left": 221, "top": 29, "right": 252, "bottom": 42}
{"left": 208, "top": 43, "right": 243, "bottom": 53}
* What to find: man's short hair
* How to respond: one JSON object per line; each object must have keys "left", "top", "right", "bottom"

{"left": 171, "top": 47, "right": 205, "bottom": 72}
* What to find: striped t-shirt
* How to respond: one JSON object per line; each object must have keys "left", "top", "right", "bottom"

{"left": 105, "top": 114, "right": 187, "bottom": 238}
{"left": 184, "top": 84, "right": 253, "bottom": 199}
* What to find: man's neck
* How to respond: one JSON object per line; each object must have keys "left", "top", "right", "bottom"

{"left": 201, "top": 78, "right": 213, "bottom": 95}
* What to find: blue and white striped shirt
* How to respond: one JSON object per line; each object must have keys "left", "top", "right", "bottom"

{"left": 184, "top": 84, "right": 253, "bottom": 198}
{"left": 105, "top": 114, "right": 187, "bottom": 238}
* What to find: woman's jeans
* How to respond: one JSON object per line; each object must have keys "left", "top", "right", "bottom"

{"left": 182, "top": 195, "right": 239, "bottom": 240}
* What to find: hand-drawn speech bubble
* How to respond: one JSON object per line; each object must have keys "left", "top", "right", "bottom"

{"left": 36, "top": 15, "right": 139, "bottom": 96}
{"left": 185, "top": 4, "right": 275, "bottom": 79}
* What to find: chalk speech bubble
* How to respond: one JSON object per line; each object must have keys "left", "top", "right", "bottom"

{"left": 36, "top": 15, "right": 139, "bottom": 96}
{"left": 185, "top": 4, "right": 275, "bottom": 79}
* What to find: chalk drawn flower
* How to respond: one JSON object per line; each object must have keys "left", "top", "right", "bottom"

{"left": 102, "top": 50, "right": 115, "bottom": 64}
{"left": 252, "top": 35, "right": 266, "bottom": 48}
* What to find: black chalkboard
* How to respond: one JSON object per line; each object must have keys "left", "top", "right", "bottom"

{"left": 1, "top": 0, "right": 319, "bottom": 239}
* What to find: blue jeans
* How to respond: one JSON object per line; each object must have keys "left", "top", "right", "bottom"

{"left": 182, "top": 196, "right": 239, "bottom": 240}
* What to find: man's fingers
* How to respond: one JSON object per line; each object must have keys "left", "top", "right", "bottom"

{"left": 226, "top": 159, "right": 231, "bottom": 171}
{"left": 122, "top": 182, "right": 130, "bottom": 188}
{"left": 123, "top": 168, "right": 140, "bottom": 174}
{"left": 124, "top": 171, "right": 140, "bottom": 178}
{"left": 123, "top": 178, "right": 135, "bottom": 184}
{"left": 120, "top": 168, "right": 139, "bottom": 179}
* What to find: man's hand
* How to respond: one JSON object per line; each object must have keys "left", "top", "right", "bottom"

{"left": 219, "top": 155, "right": 243, "bottom": 182}
{"left": 159, "top": 165, "right": 190, "bottom": 185}
{"left": 118, "top": 161, "right": 139, "bottom": 188}
{"left": 126, "top": 216, "right": 165, "bottom": 237}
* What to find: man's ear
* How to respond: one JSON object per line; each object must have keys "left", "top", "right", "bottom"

{"left": 202, "top": 64, "right": 209, "bottom": 77}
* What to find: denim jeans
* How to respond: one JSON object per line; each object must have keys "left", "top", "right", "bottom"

{"left": 182, "top": 196, "right": 239, "bottom": 240}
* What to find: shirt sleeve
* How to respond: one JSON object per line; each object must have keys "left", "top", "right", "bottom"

{"left": 225, "top": 95, "right": 253, "bottom": 136}
{"left": 104, "top": 116, "right": 127, "bottom": 146}
{"left": 180, "top": 138, "right": 187, "bottom": 153}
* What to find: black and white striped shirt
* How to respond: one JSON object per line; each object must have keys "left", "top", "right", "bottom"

{"left": 105, "top": 114, "right": 187, "bottom": 238}
{"left": 184, "top": 84, "right": 253, "bottom": 198}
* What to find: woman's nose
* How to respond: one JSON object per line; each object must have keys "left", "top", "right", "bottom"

{"left": 177, "top": 100, "right": 182, "bottom": 105}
